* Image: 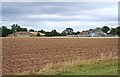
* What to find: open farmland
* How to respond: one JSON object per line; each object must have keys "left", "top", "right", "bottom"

{"left": 2, "top": 38, "right": 118, "bottom": 75}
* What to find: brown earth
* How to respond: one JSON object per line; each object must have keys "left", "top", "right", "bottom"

{"left": 2, "top": 38, "right": 118, "bottom": 75}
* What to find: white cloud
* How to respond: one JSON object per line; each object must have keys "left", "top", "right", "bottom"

{"left": 2, "top": 2, "right": 118, "bottom": 32}
{"left": 29, "top": 14, "right": 94, "bottom": 20}
{"left": 27, "top": 21, "right": 118, "bottom": 32}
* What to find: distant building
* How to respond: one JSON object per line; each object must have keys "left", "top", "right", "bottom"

{"left": 80, "top": 31, "right": 90, "bottom": 37}
{"left": 80, "top": 28, "right": 107, "bottom": 37}
{"left": 66, "top": 27, "right": 107, "bottom": 37}
{"left": 7, "top": 32, "right": 45, "bottom": 37}
{"left": 89, "top": 32, "right": 98, "bottom": 37}
{"left": 29, "top": 32, "right": 45, "bottom": 36}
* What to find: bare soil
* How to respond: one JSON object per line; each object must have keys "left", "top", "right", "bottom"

{"left": 2, "top": 38, "right": 118, "bottom": 75}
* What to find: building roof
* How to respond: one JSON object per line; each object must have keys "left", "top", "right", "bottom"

{"left": 7, "top": 32, "right": 45, "bottom": 37}
{"left": 30, "top": 32, "right": 45, "bottom": 36}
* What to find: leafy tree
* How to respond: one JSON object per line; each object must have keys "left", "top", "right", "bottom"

{"left": 45, "top": 29, "right": 60, "bottom": 36}
{"left": 51, "top": 29, "right": 60, "bottom": 36}
{"left": 11, "top": 24, "right": 16, "bottom": 32}
{"left": 74, "top": 31, "right": 80, "bottom": 35}
{"left": 11, "top": 24, "right": 27, "bottom": 32}
{"left": 116, "top": 26, "right": 120, "bottom": 36}
{"left": 38, "top": 29, "right": 46, "bottom": 33}
{"left": 11, "top": 24, "right": 21, "bottom": 32}
{"left": 29, "top": 29, "right": 34, "bottom": 32}
{"left": 0, "top": 27, "right": 2, "bottom": 37}
{"left": 101, "top": 26, "right": 110, "bottom": 33}
{"left": 36, "top": 32, "right": 41, "bottom": 37}
{"left": 2, "top": 26, "right": 12, "bottom": 37}
{"left": 21, "top": 28, "right": 28, "bottom": 32}
{"left": 61, "top": 28, "right": 74, "bottom": 35}
{"left": 110, "top": 28, "right": 116, "bottom": 35}
{"left": 45, "top": 32, "right": 52, "bottom": 36}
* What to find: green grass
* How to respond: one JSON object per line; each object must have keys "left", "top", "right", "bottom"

{"left": 18, "top": 58, "right": 118, "bottom": 75}
{"left": 39, "top": 59, "right": 118, "bottom": 75}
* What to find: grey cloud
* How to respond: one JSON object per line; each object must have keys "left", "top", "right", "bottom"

{"left": 2, "top": 2, "right": 118, "bottom": 32}
{"left": 2, "top": 2, "right": 115, "bottom": 15}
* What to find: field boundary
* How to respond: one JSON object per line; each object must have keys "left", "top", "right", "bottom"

{"left": 1, "top": 37, "right": 120, "bottom": 39}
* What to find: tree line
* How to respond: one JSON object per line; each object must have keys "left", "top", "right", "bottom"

{"left": 0, "top": 24, "right": 120, "bottom": 37}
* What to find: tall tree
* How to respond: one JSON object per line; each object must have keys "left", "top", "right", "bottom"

{"left": 45, "top": 29, "right": 60, "bottom": 36}
{"left": 61, "top": 28, "right": 74, "bottom": 35}
{"left": 101, "top": 26, "right": 110, "bottom": 33}
{"left": 21, "top": 28, "right": 28, "bottom": 32}
{"left": 38, "top": 29, "right": 46, "bottom": 33}
{"left": 74, "top": 31, "right": 80, "bottom": 35}
{"left": 2, "top": 26, "right": 12, "bottom": 37}
{"left": 0, "top": 27, "right": 2, "bottom": 37}
{"left": 116, "top": 26, "right": 120, "bottom": 36}
{"left": 51, "top": 29, "right": 60, "bottom": 36}
{"left": 11, "top": 24, "right": 28, "bottom": 32}
{"left": 29, "top": 29, "right": 34, "bottom": 32}
{"left": 11, "top": 24, "right": 21, "bottom": 32}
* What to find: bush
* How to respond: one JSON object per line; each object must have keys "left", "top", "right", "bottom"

{"left": 36, "top": 32, "right": 41, "bottom": 37}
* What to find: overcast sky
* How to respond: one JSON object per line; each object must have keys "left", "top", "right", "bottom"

{"left": 2, "top": 2, "right": 118, "bottom": 32}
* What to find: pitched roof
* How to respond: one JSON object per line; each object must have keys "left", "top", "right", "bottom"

{"left": 29, "top": 32, "right": 45, "bottom": 36}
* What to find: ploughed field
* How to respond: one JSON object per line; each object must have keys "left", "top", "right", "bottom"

{"left": 2, "top": 38, "right": 118, "bottom": 75}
